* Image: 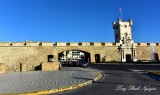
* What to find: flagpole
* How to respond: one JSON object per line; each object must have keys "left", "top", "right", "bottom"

{"left": 119, "top": 8, "right": 123, "bottom": 20}
{"left": 121, "top": 9, "right": 122, "bottom": 20}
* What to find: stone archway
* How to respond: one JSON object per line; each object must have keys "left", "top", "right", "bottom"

{"left": 58, "top": 49, "right": 91, "bottom": 66}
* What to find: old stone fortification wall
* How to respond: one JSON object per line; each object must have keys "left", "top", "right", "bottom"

{"left": 136, "top": 43, "right": 160, "bottom": 61}
{"left": 0, "top": 42, "right": 121, "bottom": 72}
{"left": 1, "top": 42, "right": 160, "bottom": 73}
{"left": 0, "top": 42, "right": 59, "bottom": 72}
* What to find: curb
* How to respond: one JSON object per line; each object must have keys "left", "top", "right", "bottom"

{"left": 2, "top": 72, "right": 102, "bottom": 95}
{"left": 145, "top": 71, "right": 160, "bottom": 81}
{"left": 148, "top": 71, "right": 160, "bottom": 77}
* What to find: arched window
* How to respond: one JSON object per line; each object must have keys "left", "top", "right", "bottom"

{"left": 48, "top": 55, "right": 54, "bottom": 62}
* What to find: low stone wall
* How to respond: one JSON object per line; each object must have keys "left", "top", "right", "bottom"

{"left": 42, "top": 63, "right": 60, "bottom": 71}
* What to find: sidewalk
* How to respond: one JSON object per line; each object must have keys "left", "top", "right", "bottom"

{"left": 0, "top": 67, "right": 101, "bottom": 95}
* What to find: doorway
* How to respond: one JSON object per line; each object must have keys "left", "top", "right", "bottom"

{"left": 95, "top": 54, "right": 100, "bottom": 63}
{"left": 126, "top": 54, "right": 132, "bottom": 62}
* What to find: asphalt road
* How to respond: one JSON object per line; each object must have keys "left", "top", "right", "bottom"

{"left": 49, "top": 63, "right": 160, "bottom": 95}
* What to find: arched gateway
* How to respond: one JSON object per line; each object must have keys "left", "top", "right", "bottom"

{"left": 58, "top": 50, "right": 91, "bottom": 66}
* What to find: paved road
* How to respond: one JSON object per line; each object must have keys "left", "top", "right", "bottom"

{"left": 50, "top": 63, "right": 160, "bottom": 95}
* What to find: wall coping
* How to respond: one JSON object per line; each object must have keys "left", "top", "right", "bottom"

{"left": 0, "top": 42, "right": 159, "bottom": 47}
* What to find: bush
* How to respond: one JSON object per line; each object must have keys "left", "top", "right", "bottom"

{"left": 101, "top": 56, "right": 106, "bottom": 63}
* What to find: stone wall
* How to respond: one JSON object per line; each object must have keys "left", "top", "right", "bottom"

{"left": 1, "top": 42, "right": 160, "bottom": 73}
{"left": 0, "top": 46, "right": 59, "bottom": 72}
{"left": 136, "top": 43, "right": 160, "bottom": 61}
{"left": 0, "top": 42, "right": 121, "bottom": 72}
{"left": 0, "top": 63, "right": 5, "bottom": 73}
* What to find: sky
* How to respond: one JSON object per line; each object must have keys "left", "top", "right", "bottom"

{"left": 0, "top": 0, "right": 160, "bottom": 43}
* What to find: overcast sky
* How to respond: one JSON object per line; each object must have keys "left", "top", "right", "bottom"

{"left": 0, "top": 0, "right": 160, "bottom": 42}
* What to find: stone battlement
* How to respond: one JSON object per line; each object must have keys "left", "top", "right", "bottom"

{"left": 54, "top": 42, "right": 121, "bottom": 46}
{"left": 135, "top": 43, "right": 160, "bottom": 46}
{"left": 0, "top": 42, "right": 53, "bottom": 47}
{"left": 0, "top": 42, "right": 160, "bottom": 47}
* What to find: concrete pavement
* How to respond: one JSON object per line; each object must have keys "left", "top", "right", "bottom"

{"left": 0, "top": 67, "right": 101, "bottom": 95}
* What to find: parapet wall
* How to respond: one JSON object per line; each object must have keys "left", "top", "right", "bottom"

{"left": 0, "top": 42, "right": 160, "bottom": 47}
{"left": 0, "top": 42, "right": 54, "bottom": 47}
{"left": 135, "top": 43, "right": 160, "bottom": 46}
{"left": 55, "top": 42, "right": 120, "bottom": 46}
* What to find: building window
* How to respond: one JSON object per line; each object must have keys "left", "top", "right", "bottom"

{"left": 48, "top": 55, "right": 54, "bottom": 62}
{"left": 124, "top": 25, "right": 127, "bottom": 28}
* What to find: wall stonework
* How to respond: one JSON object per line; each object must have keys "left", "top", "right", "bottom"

{"left": 136, "top": 46, "right": 152, "bottom": 60}
{"left": 0, "top": 63, "right": 5, "bottom": 73}
{"left": 0, "top": 46, "right": 57, "bottom": 72}
{"left": 0, "top": 42, "right": 159, "bottom": 73}
{"left": 0, "top": 43, "right": 122, "bottom": 72}
{"left": 136, "top": 46, "right": 160, "bottom": 61}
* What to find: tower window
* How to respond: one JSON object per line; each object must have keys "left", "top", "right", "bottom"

{"left": 124, "top": 25, "right": 127, "bottom": 28}
{"left": 116, "top": 34, "right": 118, "bottom": 38}
{"left": 125, "top": 33, "right": 127, "bottom": 39}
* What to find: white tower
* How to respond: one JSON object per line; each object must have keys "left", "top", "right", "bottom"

{"left": 113, "top": 18, "right": 137, "bottom": 62}
{"left": 113, "top": 18, "right": 133, "bottom": 43}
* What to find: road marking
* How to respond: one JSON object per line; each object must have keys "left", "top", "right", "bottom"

{"left": 144, "top": 73, "right": 160, "bottom": 81}
{"left": 128, "top": 69, "right": 147, "bottom": 74}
